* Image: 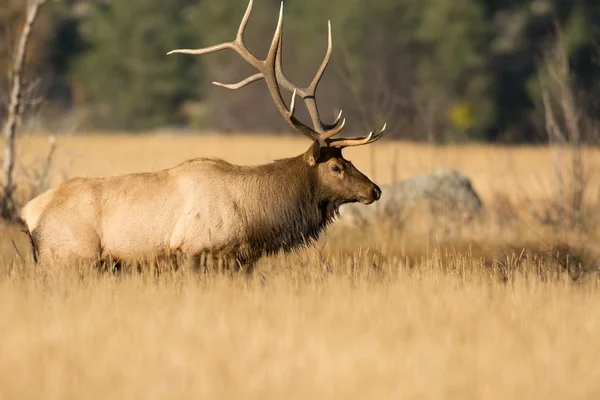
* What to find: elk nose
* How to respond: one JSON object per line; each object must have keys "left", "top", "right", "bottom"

{"left": 371, "top": 185, "right": 381, "bottom": 201}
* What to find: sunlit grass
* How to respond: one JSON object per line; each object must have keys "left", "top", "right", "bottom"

{"left": 0, "top": 249, "right": 599, "bottom": 399}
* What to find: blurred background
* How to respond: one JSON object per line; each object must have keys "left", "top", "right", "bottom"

{"left": 1, "top": 0, "right": 600, "bottom": 143}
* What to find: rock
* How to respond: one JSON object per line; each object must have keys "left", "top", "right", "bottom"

{"left": 339, "top": 169, "right": 484, "bottom": 233}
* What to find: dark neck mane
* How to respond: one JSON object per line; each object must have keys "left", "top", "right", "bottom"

{"left": 218, "top": 155, "right": 337, "bottom": 257}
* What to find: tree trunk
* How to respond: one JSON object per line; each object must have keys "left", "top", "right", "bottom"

{"left": 1, "top": 0, "right": 47, "bottom": 221}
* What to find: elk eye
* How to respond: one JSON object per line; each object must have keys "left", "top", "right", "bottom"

{"left": 330, "top": 164, "right": 341, "bottom": 173}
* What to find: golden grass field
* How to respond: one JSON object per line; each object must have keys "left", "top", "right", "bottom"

{"left": 1, "top": 133, "right": 600, "bottom": 399}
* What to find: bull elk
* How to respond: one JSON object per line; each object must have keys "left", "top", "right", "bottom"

{"left": 21, "top": 0, "right": 386, "bottom": 273}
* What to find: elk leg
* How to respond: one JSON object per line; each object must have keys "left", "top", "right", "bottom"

{"left": 99, "top": 255, "right": 121, "bottom": 274}
{"left": 177, "top": 253, "right": 200, "bottom": 272}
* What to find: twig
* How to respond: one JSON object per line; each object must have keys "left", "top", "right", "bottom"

{"left": 11, "top": 239, "right": 25, "bottom": 263}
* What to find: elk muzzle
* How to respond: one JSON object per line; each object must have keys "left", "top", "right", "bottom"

{"left": 359, "top": 184, "right": 381, "bottom": 205}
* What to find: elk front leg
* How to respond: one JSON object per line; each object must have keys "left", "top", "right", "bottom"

{"left": 236, "top": 257, "right": 257, "bottom": 276}
{"left": 193, "top": 252, "right": 257, "bottom": 276}
{"left": 169, "top": 251, "right": 201, "bottom": 273}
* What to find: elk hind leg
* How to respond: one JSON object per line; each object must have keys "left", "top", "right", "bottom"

{"left": 35, "top": 226, "right": 101, "bottom": 273}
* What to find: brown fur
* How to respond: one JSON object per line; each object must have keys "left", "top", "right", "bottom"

{"left": 21, "top": 144, "right": 381, "bottom": 273}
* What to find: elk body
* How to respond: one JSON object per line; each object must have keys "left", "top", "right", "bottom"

{"left": 21, "top": 0, "right": 386, "bottom": 272}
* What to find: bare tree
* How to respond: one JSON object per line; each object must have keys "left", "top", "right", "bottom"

{"left": 1, "top": 0, "right": 48, "bottom": 221}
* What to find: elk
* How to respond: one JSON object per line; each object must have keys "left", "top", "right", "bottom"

{"left": 21, "top": 0, "right": 386, "bottom": 273}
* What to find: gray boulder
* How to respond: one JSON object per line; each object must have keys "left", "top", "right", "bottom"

{"left": 339, "top": 169, "right": 484, "bottom": 233}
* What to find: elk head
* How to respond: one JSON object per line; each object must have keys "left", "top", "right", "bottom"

{"left": 168, "top": 0, "right": 386, "bottom": 208}
{"left": 305, "top": 144, "right": 382, "bottom": 207}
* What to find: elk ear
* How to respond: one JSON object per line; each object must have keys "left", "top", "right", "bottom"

{"left": 305, "top": 141, "right": 321, "bottom": 166}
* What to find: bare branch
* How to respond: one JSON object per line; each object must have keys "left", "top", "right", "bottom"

{"left": 1, "top": 0, "right": 48, "bottom": 221}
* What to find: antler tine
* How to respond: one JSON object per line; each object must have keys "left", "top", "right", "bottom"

{"left": 168, "top": 0, "right": 261, "bottom": 68}
{"left": 266, "top": 2, "right": 284, "bottom": 67}
{"left": 307, "top": 20, "right": 333, "bottom": 94}
{"left": 273, "top": 20, "right": 344, "bottom": 136}
{"left": 167, "top": 43, "right": 234, "bottom": 56}
{"left": 273, "top": 21, "right": 334, "bottom": 98}
{"left": 327, "top": 110, "right": 344, "bottom": 129}
{"left": 328, "top": 123, "right": 387, "bottom": 148}
{"left": 320, "top": 117, "right": 347, "bottom": 140}
{"left": 288, "top": 89, "right": 298, "bottom": 116}
{"left": 236, "top": 0, "right": 254, "bottom": 44}
{"left": 212, "top": 73, "right": 263, "bottom": 90}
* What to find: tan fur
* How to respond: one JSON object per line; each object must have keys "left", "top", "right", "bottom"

{"left": 21, "top": 188, "right": 57, "bottom": 233}
{"left": 22, "top": 146, "right": 381, "bottom": 272}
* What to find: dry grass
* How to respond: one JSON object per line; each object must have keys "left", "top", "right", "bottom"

{"left": 1, "top": 253, "right": 599, "bottom": 399}
{"left": 1, "top": 132, "right": 600, "bottom": 399}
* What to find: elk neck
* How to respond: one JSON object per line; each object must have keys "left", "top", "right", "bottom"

{"left": 225, "top": 154, "right": 338, "bottom": 255}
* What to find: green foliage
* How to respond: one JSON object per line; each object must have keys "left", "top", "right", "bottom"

{"left": 74, "top": 0, "right": 200, "bottom": 130}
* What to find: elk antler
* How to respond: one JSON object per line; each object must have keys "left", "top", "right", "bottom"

{"left": 168, "top": 0, "right": 386, "bottom": 148}
{"left": 327, "top": 124, "right": 387, "bottom": 148}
